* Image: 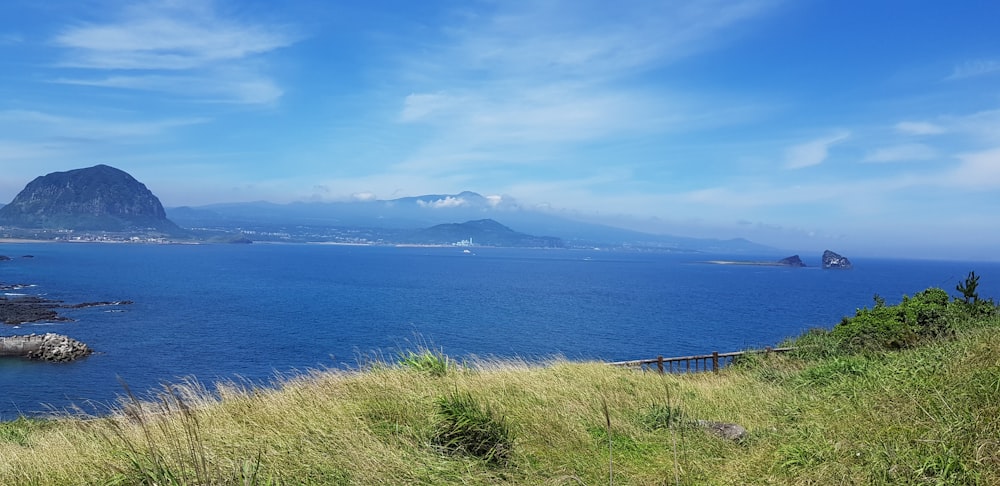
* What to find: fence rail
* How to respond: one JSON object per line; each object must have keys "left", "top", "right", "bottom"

{"left": 608, "top": 346, "right": 795, "bottom": 374}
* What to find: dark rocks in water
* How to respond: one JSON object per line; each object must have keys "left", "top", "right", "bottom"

{"left": 0, "top": 255, "right": 10, "bottom": 261}
{"left": 0, "top": 333, "right": 93, "bottom": 362}
{"left": 0, "top": 296, "right": 69, "bottom": 324}
{"left": 822, "top": 250, "right": 853, "bottom": 269}
{"left": 0, "top": 283, "right": 33, "bottom": 291}
{"left": 0, "top": 295, "right": 132, "bottom": 324}
{"left": 0, "top": 164, "right": 182, "bottom": 234}
{"left": 776, "top": 255, "right": 806, "bottom": 267}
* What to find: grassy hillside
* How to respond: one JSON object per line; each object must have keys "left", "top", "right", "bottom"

{"left": 1, "top": 280, "right": 998, "bottom": 485}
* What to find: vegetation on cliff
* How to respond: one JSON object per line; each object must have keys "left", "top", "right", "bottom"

{"left": 0, "top": 274, "right": 997, "bottom": 485}
{"left": 0, "top": 164, "right": 181, "bottom": 234}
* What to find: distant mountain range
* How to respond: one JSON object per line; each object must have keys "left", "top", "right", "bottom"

{"left": 166, "top": 191, "right": 775, "bottom": 253}
{"left": 0, "top": 165, "right": 776, "bottom": 253}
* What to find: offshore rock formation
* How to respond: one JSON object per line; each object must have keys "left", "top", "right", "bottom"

{"left": 822, "top": 250, "right": 853, "bottom": 269}
{"left": 776, "top": 255, "right": 806, "bottom": 267}
{"left": 0, "top": 164, "right": 181, "bottom": 233}
{"left": 0, "top": 333, "right": 93, "bottom": 362}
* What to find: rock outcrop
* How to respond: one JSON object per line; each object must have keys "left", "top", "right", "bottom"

{"left": 0, "top": 164, "right": 181, "bottom": 233}
{"left": 0, "top": 296, "right": 68, "bottom": 324}
{"left": 822, "top": 250, "right": 853, "bottom": 269}
{"left": 0, "top": 295, "right": 132, "bottom": 324}
{"left": 696, "top": 420, "right": 748, "bottom": 443}
{"left": 777, "top": 255, "right": 806, "bottom": 267}
{"left": 0, "top": 333, "right": 93, "bottom": 362}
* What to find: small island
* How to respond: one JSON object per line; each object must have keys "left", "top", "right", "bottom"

{"left": 704, "top": 254, "right": 807, "bottom": 267}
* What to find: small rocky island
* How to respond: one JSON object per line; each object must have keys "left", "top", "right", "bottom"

{"left": 822, "top": 250, "right": 853, "bottom": 269}
{"left": 705, "top": 254, "right": 807, "bottom": 267}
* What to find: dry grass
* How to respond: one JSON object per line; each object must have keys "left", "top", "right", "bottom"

{"left": 1, "top": 326, "right": 999, "bottom": 485}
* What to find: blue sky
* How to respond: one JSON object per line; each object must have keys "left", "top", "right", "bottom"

{"left": 1, "top": 1, "right": 999, "bottom": 259}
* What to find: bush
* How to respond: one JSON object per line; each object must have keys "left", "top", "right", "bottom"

{"left": 433, "top": 392, "right": 514, "bottom": 466}
{"left": 829, "top": 287, "right": 954, "bottom": 351}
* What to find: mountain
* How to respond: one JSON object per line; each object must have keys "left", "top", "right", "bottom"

{"left": 166, "top": 192, "right": 775, "bottom": 253}
{"left": 408, "top": 219, "right": 563, "bottom": 248}
{"left": 0, "top": 165, "right": 181, "bottom": 233}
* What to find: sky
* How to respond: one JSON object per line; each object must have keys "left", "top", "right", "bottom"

{"left": 1, "top": 0, "right": 999, "bottom": 260}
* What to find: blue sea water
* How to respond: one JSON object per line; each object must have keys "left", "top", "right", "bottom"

{"left": 1, "top": 243, "right": 998, "bottom": 418}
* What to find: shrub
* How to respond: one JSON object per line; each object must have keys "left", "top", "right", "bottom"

{"left": 829, "top": 287, "right": 953, "bottom": 351}
{"left": 433, "top": 392, "right": 514, "bottom": 466}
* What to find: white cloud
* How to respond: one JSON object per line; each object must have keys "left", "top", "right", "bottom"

{"left": 53, "top": 1, "right": 293, "bottom": 70}
{"left": 400, "top": 92, "right": 461, "bottom": 122}
{"left": 945, "top": 147, "right": 1000, "bottom": 189}
{"left": 391, "top": 0, "right": 780, "bottom": 174}
{"left": 55, "top": 72, "right": 283, "bottom": 105}
{"left": 863, "top": 143, "right": 937, "bottom": 163}
{"left": 784, "top": 132, "right": 850, "bottom": 169}
{"left": 351, "top": 192, "right": 377, "bottom": 202}
{"left": 446, "top": 0, "right": 778, "bottom": 78}
{"left": 485, "top": 195, "right": 504, "bottom": 207}
{"left": 417, "top": 196, "right": 468, "bottom": 209}
{"left": 0, "top": 109, "right": 207, "bottom": 139}
{"left": 947, "top": 59, "right": 1000, "bottom": 80}
{"left": 49, "top": 0, "right": 295, "bottom": 104}
{"left": 895, "top": 121, "right": 946, "bottom": 135}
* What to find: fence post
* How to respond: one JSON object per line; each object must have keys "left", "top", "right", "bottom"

{"left": 712, "top": 351, "right": 719, "bottom": 373}
{"left": 657, "top": 355, "right": 664, "bottom": 374}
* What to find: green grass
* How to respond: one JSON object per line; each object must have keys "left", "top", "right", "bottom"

{"left": 1, "top": 288, "right": 998, "bottom": 484}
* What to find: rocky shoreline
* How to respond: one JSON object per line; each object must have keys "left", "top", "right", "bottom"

{"left": 0, "top": 333, "right": 93, "bottom": 362}
{"left": 1, "top": 254, "right": 124, "bottom": 361}
{"left": 0, "top": 295, "right": 133, "bottom": 325}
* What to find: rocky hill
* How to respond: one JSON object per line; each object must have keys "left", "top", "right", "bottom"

{"left": 0, "top": 165, "right": 181, "bottom": 233}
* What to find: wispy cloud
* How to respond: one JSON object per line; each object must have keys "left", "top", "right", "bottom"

{"left": 947, "top": 59, "right": 1000, "bottom": 80}
{"left": 945, "top": 147, "right": 1000, "bottom": 189}
{"left": 54, "top": 71, "right": 283, "bottom": 105}
{"left": 895, "top": 121, "right": 946, "bottom": 135}
{"left": 0, "top": 109, "right": 207, "bottom": 140}
{"left": 0, "top": 33, "right": 23, "bottom": 45}
{"left": 863, "top": 143, "right": 937, "bottom": 163}
{"left": 783, "top": 132, "right": 850, "bottom": 169}
{"left": 49, "top": 0, "right": 295, "bottom": 104}
{"left": 392, "top": 0, "right": 780, "bottom": 174}
{"left": 417, "top": 196, "right": 468, "bottom": 209}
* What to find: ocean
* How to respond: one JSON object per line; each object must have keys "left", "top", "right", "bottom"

{"left": 2, "top": 242, "right": 998, "bottom": 418}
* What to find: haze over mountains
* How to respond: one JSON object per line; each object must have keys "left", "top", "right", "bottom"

{"left": 0, "top": 165, "right": 775, "bottom": 253}
{"left": 167, "top": 191, "right": 774, "bottom": 252}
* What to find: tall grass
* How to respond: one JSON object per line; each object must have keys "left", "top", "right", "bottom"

{"left": 1, "top": 296, "right": 998, "bottom": 484}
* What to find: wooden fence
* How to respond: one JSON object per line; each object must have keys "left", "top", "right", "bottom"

{"left": 608, "top": 346, "right": 795, "bottom": 374}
